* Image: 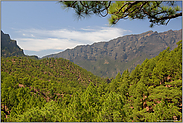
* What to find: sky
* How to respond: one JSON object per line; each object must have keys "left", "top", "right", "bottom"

{"left": 1, "top": 1, "right": 182, "bottom": 58}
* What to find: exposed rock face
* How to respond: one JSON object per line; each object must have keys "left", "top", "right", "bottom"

{"left": 43, "top": 29, "right": 181, "bottom": 78}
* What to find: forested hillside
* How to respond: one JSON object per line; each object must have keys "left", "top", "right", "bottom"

{"left": 1, "top": 40, "right": 182, "bottom": 122}
{"left": 43, "top": 29, "right": 182, "bottom": 78}
{"left": 1, "top": 56, "right": 104, "bottom": 122}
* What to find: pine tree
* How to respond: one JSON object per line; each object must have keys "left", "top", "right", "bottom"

{"left": 98, "top": 92, "right": 125, "bottom": 122}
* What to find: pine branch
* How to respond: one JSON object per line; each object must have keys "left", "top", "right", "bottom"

{"left": 143, "top": 9, "right": 182, "bottom": 20}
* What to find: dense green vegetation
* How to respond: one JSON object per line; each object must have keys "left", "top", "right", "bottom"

{"left": 1, "top": 40, "right": 182, "bottom": 122}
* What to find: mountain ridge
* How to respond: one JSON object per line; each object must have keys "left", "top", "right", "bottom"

{"left": 43, "top": 29, "right": 182, "bottom": 78}
{"left": 1, "top": 31, "right": 25, "bottom": 57}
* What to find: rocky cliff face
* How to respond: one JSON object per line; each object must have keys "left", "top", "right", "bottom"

{"left": 1, "top": 31, "right": 25, "bottom": 57}
{"left": 43, "top": 29, "right": 182, "bottom": 78}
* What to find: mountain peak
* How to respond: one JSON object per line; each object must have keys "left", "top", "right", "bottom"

{"left": 1, "top": 30, "right": 25, "bottom": 57}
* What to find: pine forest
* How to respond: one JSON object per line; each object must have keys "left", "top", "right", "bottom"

{"left": 1, "top": 40, "right": 182, "bottom": 122}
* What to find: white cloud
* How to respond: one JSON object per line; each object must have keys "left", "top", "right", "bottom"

{"left": 16, "top": 27, "right": 131, "bottom": 51}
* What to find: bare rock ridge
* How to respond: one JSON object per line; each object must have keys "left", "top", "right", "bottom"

{"left": 43, "top": 29, "right": 182, "bottom": 78}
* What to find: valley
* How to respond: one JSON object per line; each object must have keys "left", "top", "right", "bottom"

{"left": 1, "top": 30, "right": 182, "bottom": 122}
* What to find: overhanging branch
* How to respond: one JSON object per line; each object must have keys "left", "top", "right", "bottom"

{"left": 143, "top": 9, "right": 182, "bottom": 20}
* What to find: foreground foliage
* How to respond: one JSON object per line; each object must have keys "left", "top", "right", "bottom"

{"left": 60, "top": 1, "right": 182, "bottom": 27}
{"left": 1, "top": 40, "right": 182, "bottom": 122}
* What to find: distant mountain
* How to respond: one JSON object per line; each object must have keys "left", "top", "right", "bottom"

{"left": 43, "top": 29, "right": 182, "bottom": 78}
{"left": 1, "top": 30, "right": 38, "bottom": 59}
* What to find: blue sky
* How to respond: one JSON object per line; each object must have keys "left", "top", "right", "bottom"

{"left": 1, "top": 1, "right": 182, "bottom": 58}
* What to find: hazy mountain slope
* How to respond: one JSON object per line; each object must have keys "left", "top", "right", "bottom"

{"left": 43, "top": 29, "right": 182, "bottom": 78}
